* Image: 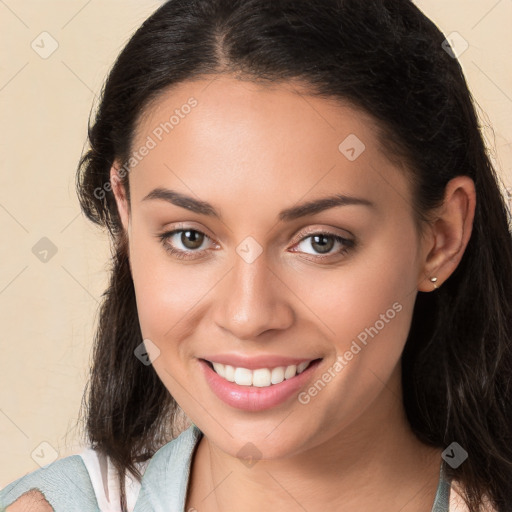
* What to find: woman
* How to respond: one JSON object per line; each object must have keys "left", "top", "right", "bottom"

{"left": 2, "top": 0, "right": 511, "bottom": 511}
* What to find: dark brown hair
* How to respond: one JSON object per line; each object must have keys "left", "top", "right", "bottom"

{"left": 76, "top": 1, "right": 512, "bottom": 510}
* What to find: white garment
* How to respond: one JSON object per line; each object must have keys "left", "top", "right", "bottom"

{"left": 79, "top": 448, "right": 150, "bottom": 512}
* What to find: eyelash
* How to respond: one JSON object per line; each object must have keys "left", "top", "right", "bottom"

{"left": 157, "top": 227, "right": 355, "bottom": 262}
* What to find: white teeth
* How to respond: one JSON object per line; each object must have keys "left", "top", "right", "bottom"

{"left": 212, "top": 362, "right": 226, "bottom": 378}
{"left": 270, "top": 366, "right": 285, "bottom": 384}
{"left": 252, "top": 368, "right": 272, "bottom": 387}
{"left": 209, "top": 360, "right": 313, "bottom": 387}
{"left": 297, "top": 361, "right": 309, "bottom": 374}
{"left": 234, "top": 367, "right": 253, "bottom": 386}
{"left": 284, "top": 364, "right": 297, "bottom": 379}
{"left": 225, "top": 364, "right": 235, "bottom": 382}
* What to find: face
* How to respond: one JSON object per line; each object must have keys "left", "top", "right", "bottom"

{"left": 112, "top": 75, "right": 430, "bottom": 460}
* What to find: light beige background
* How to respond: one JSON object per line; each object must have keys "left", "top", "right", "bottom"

{"left": 0, "top": 0, "right": 511, "bottom": 486}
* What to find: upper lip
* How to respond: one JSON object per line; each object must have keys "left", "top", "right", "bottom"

{"left": 200, "top": 354, "right": 321, "bottom": 370}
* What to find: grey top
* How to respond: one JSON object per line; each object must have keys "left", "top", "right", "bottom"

{"left": 0, "top": 424, "right": 452, "bottom": 511}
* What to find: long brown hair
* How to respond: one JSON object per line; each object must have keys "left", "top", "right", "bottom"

{"left": 76, "top": 1, "right": 512, "bottom": 510}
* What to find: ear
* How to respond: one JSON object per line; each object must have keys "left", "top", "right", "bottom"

{"left": 417, "top": 175, "right": 476, "bottom": 292}
{"left": 110, "top": 163, "right": 131, "bottom": 233}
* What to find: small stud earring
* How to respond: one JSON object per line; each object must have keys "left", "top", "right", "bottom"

{"left": 430, "top": 276, "right": 438, "bottom": 290}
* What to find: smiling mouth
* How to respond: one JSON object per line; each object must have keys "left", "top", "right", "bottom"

{"left": 202, "top": 358, "right": 322, "bottom": 388}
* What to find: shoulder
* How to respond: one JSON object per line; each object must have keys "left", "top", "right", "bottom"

{"left": 4, "top": 489, "right": 53, "bottom": 511}
{"left": 0, "top": 455, "right": 99, "bottom": 512}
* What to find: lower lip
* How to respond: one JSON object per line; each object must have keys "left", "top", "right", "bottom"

{"left": 198, "top": 358, "right": 322, "bottom": 411}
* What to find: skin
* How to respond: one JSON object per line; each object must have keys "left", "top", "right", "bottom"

{"left": 6, "top": 490, "right": 53, "bottom": 511}
{"left": 108, "top": 75, "right": 475, "bottom": 512}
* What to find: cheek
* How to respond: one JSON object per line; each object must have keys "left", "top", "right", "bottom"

{"left": 128, "top": 232, "right": 208, "bottom": 340}
{"left": 291, "top": 238, "right": 417, "bottom": 431}
{"left": 292, "top": 224, "right": 419, "bottom": 362}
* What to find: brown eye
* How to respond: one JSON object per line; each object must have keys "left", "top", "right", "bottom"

{"left": 180, "top": 230, "right": 204, "bottom": 249}
{"left": 310, "top": 234, "right": 335, "bottom": 254}
{"left": 292, "top": 231, "right": 355, "bottom": 259}
{"left": 157, "top": 228, "right": 216, "bottom": 260}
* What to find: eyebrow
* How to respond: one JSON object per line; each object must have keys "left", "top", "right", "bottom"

{"left": 141, "top": 187, "right": 375, "bottom": 222}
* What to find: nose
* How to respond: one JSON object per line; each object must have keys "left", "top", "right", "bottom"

{"left": 212, "top": 252, "right": 295, "bottom": 340}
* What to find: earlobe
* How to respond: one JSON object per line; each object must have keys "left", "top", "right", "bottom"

{"left": 418, "top": 176, "right": 476, "bottom": 293}
{"left": 110, "top": 165, "right": 130, "bottom": 233}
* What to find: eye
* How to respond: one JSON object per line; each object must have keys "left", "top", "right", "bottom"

{"left": 157, "top": 228, "right": 217, "bottom": 260}
{"left": 291, "top": 231, "right": 355, "bottom": 259}
{"left": 157, "top": 227, "right": 355, "bottom": 261}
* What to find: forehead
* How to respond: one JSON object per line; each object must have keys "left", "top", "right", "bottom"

{"left": 133, "top": 75, "right": 379, "bottom": 154}
{"left": 127, "top": 75, "right": 409, "bottom": 213}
